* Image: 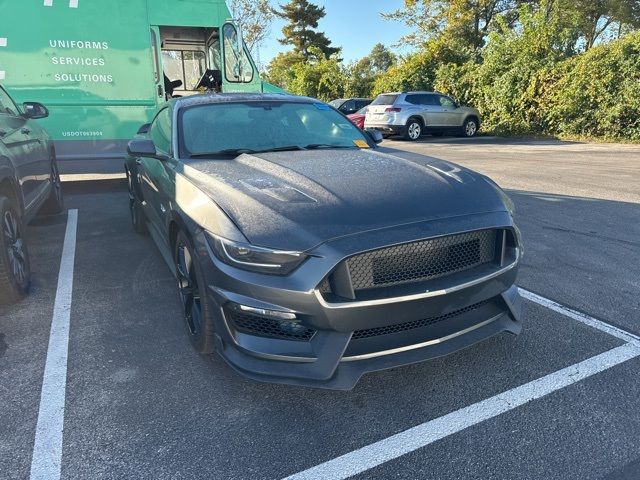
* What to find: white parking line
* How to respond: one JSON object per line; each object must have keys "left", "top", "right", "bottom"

{"left": 284, "top": 343, "right": 640, "bottom": 480}
{"left": 284, "top": 291, "right": 640, "bottom": 480}
{"left": 29, "top": 210, "right": 78, "bottom": 480}
{"left": 519, "top": 288, "right": 640, "bottom": 344}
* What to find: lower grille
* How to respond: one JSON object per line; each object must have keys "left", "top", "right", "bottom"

{"left": 347, "top": 230, "right": 497, "bottom": 292}
{"left": 225, "top": 308, "right": 315, "bottom": 341}
{"left": 352, "top": 300, "right": 490, "bottom": 340}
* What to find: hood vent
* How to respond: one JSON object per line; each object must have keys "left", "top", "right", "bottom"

{"left": 240, "top": 178, "right": 317, "bottom": 203}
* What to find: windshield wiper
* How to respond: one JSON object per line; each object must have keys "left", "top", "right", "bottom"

{"left": 304, "top": 144, "right": 358, "bottom": 150}
{"left": 254, "top": 145, "right": 307, "bottom": 153}
{"left": 189, "top": 146, "right": 308, "bottom": 159}
{"left": 189, "top": 148, "right": 257, "bottom": 158}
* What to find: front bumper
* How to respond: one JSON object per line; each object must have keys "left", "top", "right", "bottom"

{"left": 195, "top": 212, "right": 523, "bottom": 390}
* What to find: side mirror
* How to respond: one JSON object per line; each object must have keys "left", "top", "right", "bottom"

{"left": 137, "top": 123, "right": 151, "bottom": 135}
{"left": 127, "top": 139, "right": 157, "bottom": 157}
{"left": 23, "top": 102, "right": 49, "bottom": 119}
{"left": 365, "top": 128, "right": 384, "bottom": 144}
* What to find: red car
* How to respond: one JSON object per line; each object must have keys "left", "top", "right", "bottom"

{"left": 347, "top": 106, "right": 368, "bottom": 129}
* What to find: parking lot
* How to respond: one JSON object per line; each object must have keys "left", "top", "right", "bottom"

{"left": 1, "top": 137, "right": 639, "bottom": 480}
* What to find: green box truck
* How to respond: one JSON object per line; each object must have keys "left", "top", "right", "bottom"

{"left": 0, "top": 0, "right": 281, "bottom": 171}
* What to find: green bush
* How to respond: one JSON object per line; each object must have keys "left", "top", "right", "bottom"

{"left": 431, "top": 12, "right": 640, "bottom": 140}
{"left": 543, "top": 32, "right": 640, "bottom": 140}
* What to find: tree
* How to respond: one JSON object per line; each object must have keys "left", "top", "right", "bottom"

{"left": 383, "top": 0, "right": 519, "bottom": 54}
{"left": 287, "top": 48, "right": 347, "bottom": 101}
{"left": 567, "top": 0, "right": 640, "bottom": 49}
{"left": 263, "top": 51, "right": 307, "bottom": 90}
{"left": 228, "top": 0, "right": 275, "bottom": 64}
{"left": 345, "top": 44, "right": 397, "bottom": 97}
{"left": 274, "top": 0, "right": 341, "bottom": 59}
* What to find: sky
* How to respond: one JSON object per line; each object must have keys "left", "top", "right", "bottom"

{"left": 257, "top": 0, "right": 413, "bottom": 66}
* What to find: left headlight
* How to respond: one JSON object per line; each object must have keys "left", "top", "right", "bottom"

{"left": 205, "top": 232, "right": 308, "bottom": 275}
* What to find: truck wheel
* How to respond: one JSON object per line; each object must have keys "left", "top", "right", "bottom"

{"left": 461, "top": 118, "right": 479, "bottom": 137}
{"left": 404, "top": 119, "right": 423, "bottom": 141}
{"left": 40, "top": 158, "right": 64, "bottom": 215}
{"left": 0, "top": 196, "right": 31, "bottom": 304}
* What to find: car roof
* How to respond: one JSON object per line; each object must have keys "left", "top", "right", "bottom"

{"left": 171, "top": 92, "right": 319, "bottom": 109}
{"left": 376, "top": 91, "right": 440, "bottom": 96}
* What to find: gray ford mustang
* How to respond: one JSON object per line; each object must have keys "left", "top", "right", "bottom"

{"left": 125, "top": 93, "right": 523, "bottom": 390}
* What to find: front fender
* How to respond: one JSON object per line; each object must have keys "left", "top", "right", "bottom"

{"left": 0, "top": 158, "right": 25, "bottom": 215}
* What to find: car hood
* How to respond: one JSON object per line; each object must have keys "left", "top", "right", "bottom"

{"left": 181, "top": 148, "right": 509, "bottom": 251}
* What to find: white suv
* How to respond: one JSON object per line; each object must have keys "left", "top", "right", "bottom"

{"left": 364, "top": 91, "right": 481, "bottom": 141}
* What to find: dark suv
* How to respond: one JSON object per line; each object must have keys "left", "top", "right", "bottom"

{"left": 329, "top": 98, "right": 372, "bottom": 115}
{"left": 0, "top": 85, "right": 63, "bottom": 304}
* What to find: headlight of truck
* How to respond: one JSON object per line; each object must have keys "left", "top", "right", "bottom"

{"left": 206, "top": 232, "right": 307, "bottom": 275}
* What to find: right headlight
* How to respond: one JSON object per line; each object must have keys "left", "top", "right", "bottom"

{"left": 205, "top": 232, "right": 308, "bottom": 275}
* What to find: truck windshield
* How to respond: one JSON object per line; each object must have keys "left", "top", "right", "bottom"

{"left": 179, "top": 101, "right": 371, "bottom": 158}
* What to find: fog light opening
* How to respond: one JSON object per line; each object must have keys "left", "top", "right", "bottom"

{"left": 232, "top": 303, "right": 297, "bottom": 321}
{"left": 277, "top": 319, "right": 309, "bottom": 335}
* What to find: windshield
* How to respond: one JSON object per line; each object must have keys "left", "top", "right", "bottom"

{"left": 371, "top": 94, "right": 398, "bottom": 106}
{"left": 179, "top": 101, "right": 370, "bottom": 158}
{"left": 329, "top": 99, "right": 344, "bottom": 108}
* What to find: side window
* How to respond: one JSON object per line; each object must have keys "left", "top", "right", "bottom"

{"left": 422, "top": 94, "right": 439, "bottom": 106}
{"left": 0, "top": 88, "right": 19, "bottom": 116}
{"left": 439, "top": 95, "right": 456, "bottom": 108}
{"left": 150, "top": 108, "right": 172, "bottom": 154}
{"left": 405, "top": 95, "right": 420, "bottom": 105}
{"left": 222, "top": 23, "right": 254, "bottom": 83}
{"left": 207, "top": 36, "right": 222, "bottom": 71}
{"left": 341, "top": 100, "right": 356, "bottom": 113}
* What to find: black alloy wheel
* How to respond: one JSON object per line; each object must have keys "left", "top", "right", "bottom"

{"left": 0, "top": 196, "right": 30, "bottom": 304}
{"left": 174, "top": 230, "right": 216, "bottom": 353}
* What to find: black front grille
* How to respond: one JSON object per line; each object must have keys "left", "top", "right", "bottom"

{"left": 225, "top": 309, "right": 315, "bottom": 341}
{"left": 352, "top": 300, "right": 490, "bottom": 340}
{"left": 347, "top": 230, "right": 497, "bottom": 292}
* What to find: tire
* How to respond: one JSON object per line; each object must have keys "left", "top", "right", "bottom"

{"left": 0, "top": 196, "right": 31, "bottom": 304}
{"left": 127, "top": 172, "right": 147, "bottom": 234}
{"left": 174, "top": 229, "right": 216, "bottom": 354}
{"left": 404, "top": 119, "right": 423, "bottom": 141}
{"left": 461, "top": 118, "right": 479, "bottom": 137}
{"left": 39, "top": 154, "right": 64, "bottom": 215}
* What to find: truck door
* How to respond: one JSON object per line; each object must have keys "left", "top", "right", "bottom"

{"left": 150, "top": 27, "right": 166, "bottom": 103}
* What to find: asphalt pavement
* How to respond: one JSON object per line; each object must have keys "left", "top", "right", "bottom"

{"left": 1, "top": 137, "right": 639, "bottom": 480}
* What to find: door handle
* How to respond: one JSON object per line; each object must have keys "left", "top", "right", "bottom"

{"left": 0, "top": 130, "right": 6, "bottom": 137}
{"left": 21, "top": 128, "right": 30, "bottom": 135}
